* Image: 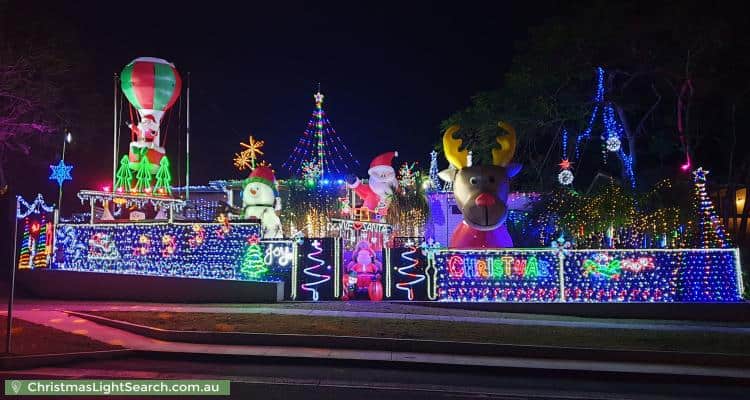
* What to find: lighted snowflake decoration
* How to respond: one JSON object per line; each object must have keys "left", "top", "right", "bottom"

{"left": 558, "top": 169, "right": 574, "bottom": 186}
{"left": 550, "top": 235, "right": 572, "bottom": 257}
{"left": 233, "top": 151, "right": 252, "bottom": 171}
{"left": 235, "top": 135, "right": 265, "bottom": 171}
{"left": 606, "top": 136, "right": 621, "bottom": 152}
{"left": 49, "top": 159, "right": 73, "bottom": 187}
{"left": 301, "top": 160, "right": 322, "bottom": 181}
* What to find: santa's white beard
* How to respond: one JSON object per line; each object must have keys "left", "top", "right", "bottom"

{"left": 369, "top": 177, "right": 398, "bottom": 198}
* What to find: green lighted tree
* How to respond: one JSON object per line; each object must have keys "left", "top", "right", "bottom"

{"left": 115, "top": 155, "right": 133, "bottom": 192}
{"left": 240, "top": 237, "right": 267, "bottom": 279}
{"left": 134, "top": 152, "right": 153, "bottom": 192}
{"left": 153, "top": 156, "right": 172, "bottom": 195}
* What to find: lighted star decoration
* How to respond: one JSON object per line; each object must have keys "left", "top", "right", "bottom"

{"left": 558, "top": 159, "right": 573, "bottom": 170}
{"left": 247, "top": 234, "right": 260, "bottom": 245}
{"left": 49, "top": 159, "right": 73, "bottom": 187}
{"left": 692, "top": 167, "right": 709, "bottom": 182}
{"left": 314, "top": 91, "right": 324, "bottom": 104}
{"left": 236, "top": 135, "right": 265, "bottom": 171}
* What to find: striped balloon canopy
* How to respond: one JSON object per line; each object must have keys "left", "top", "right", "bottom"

{"left": 120, "top": 57, "right": 182, "bottom": 123}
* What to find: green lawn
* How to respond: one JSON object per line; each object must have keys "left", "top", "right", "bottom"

{"left": 0, "top": 316, "right": 122, "bottom": 355}
{"left": 88, "top": 311, "right": 750, "bottom": 355}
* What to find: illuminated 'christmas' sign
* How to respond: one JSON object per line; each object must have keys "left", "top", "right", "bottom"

{"left": 434, "top": 250, "right": 559, "bottom": 302}
{"left": 446, "top": 254, "right": 549, "bottom": 279}
{"left": 433, "top": 248, "right": 742, "bottom": 303}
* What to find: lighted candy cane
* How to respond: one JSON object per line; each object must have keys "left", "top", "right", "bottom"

{"left": 133, "top": 234, "right": 151, "bottom": 256}
{"left": 395, "top": 245, "right": 425, "bottom": 300}
{"left": 161, "top": 234, "right": 176, "bottom": 257}
{"left": 188, "top": 224, "right": 206, "bottom": 248}
{"left": 300, "top": 240, "right": 331, "bottom": 301}
{"left": 215, "top": 214, "right": 231, "bottom": 239}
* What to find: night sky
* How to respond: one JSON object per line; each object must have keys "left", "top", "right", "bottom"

{"left": 8, "top": 1, "right": 560, "bottom": 207}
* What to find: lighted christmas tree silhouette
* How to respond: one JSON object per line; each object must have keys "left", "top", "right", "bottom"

{"left": 428, "top": 150, "right": 440, "bottom": 191}
{"left": 134, "top": 153, "right": 153, "bottom": 192}
{"left": 240, "top": 235, "right": 267, "bottom": 279}
{"left": 153, "top": 156, "right": 172, "bottom": 195}
{"left": 691, "top": 168, "right": 730, "bottom": 248}
{"left": 283, "top": 89, "right": 359, "bottom": 179}
{"left": 115, "top": 155, "right": 133, "bottom": 192}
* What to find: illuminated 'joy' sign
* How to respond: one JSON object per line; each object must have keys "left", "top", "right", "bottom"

{"left": 264, "top": 243, "right": 294, "bottom": 267}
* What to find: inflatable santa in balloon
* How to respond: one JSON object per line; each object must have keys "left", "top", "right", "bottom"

{"left": 346, "top": 151, "right": 398, "bottom": 215}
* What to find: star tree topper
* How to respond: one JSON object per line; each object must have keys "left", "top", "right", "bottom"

{"left": 49, "top": 159, "right": 73, "bottom": 187}
{"left": 692, "top": 167, "right": 709, "bottom": 182}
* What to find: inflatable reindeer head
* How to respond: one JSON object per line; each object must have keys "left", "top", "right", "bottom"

{"left": 439, "top": 122, "right": 521, "bottom": 232}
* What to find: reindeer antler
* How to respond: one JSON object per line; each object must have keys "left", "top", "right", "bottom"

{"left": 442, "top": 125, "right": 468, "bottom": 169}
{"left": 492, "top": 121, "right": 517, "bottom": 167}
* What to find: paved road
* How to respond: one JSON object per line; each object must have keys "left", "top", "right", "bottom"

{"left": 2, "top": 356, "right": 748, "bottom": 399}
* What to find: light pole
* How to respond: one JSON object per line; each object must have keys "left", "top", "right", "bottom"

{"left": 58, "top": 130, "right": 72, "bottom": 213}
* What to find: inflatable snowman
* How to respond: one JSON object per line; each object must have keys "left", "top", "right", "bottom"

{"left": 241, "top": 166, "right": 283, "bottom": 239}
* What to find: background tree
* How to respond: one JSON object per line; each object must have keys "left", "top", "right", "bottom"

{"left": 443, "top": 0, "right": 750, "bottom": 191}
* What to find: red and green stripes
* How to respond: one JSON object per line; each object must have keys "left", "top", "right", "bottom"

{"left": 120, "top": 57, "right": 182, "bottom": 112}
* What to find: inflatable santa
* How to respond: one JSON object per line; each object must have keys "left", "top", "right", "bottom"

{"left": 346, "top": 151, "right": 398, "bottom": 214}
{"left": 241, "top": 166, "right": 283, "bottom": 238}
{"left": 342, "top": 241, "right": 383, "bottom": 301}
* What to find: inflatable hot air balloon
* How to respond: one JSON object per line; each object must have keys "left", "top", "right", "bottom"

{"left": 120, "top": 57, "right": 182, "bottom": 173}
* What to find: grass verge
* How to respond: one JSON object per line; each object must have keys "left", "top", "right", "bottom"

{"left": 0, "top": 316, "right": 121, "bottom": 355}
{"left": 88, "top": 311, "right": 749, "bottom": 355}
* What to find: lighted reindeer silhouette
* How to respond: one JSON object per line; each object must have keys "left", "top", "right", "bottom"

{"left": 438, "top": 122, "right": 521, "bottom": 248}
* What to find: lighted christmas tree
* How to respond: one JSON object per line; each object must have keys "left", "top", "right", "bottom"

{"left": 691, "top": 168, "right": 730, "bottom": 248}
{"left": 428, "top": 150, "right": 440, "bottom": 191}
{"left": 17, "top": 218, "right": 32, "bottom": 269}
{"left": 115, "top": 155, "right": 133, "bottom": 192}
{"left": 240, "top": 235, "right": 267, "bottom": 279}
{"left": 134, "top": 153, "right": 153, "bottom": 192}
{"left": 283, "top": 89, "right": 359, "bottom": 179}
{"left": 153, "top": 156, "right": 172, "bottom": 195}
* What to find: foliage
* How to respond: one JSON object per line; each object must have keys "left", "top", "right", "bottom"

{"left": 442, "top": 1, "right": 750, "bottom": 190}
{"left": 385, "top": 182, "right": 429, "bottom": 238}
{"left": 530, "top": 177, "right": 698, "bottom": 248}
{"left": 0, "top": 2, "right": 104, "bottom": 194}
{"left": 279, "top": 180, "right": 345, "bottom": 237}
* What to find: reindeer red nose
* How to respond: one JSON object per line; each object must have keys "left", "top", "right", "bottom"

{"left": 475, "top": 193, "right": 496, "bottom": 207}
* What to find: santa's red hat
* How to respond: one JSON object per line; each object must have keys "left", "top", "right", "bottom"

{"left": 142, "top": 115, "right": 156, "bottom": 122}
{"left": 246, "top": 166, "right": 278, "bottom": 195}
{"left": 368, "top": 151, "right": 397, "bottom": 175}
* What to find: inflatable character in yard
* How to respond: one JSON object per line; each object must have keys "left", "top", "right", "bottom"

{"left": 438, "top": 123, "right": 521, "bottom": 249}
{"left": 241, "top": 166, "right": 283, "bottom": 238}
{"left": 346, "top": 151, "right": 399, "bottom": 215}
{"left": 342, "top": 241, "right": 383, "bottom": 301}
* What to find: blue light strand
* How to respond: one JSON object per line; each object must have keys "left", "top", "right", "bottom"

{"left": 573, "top": 67, "right": 605, "bottom": 159}
{"left": 563, "top": 67, "right": 637, "bottom": 188}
